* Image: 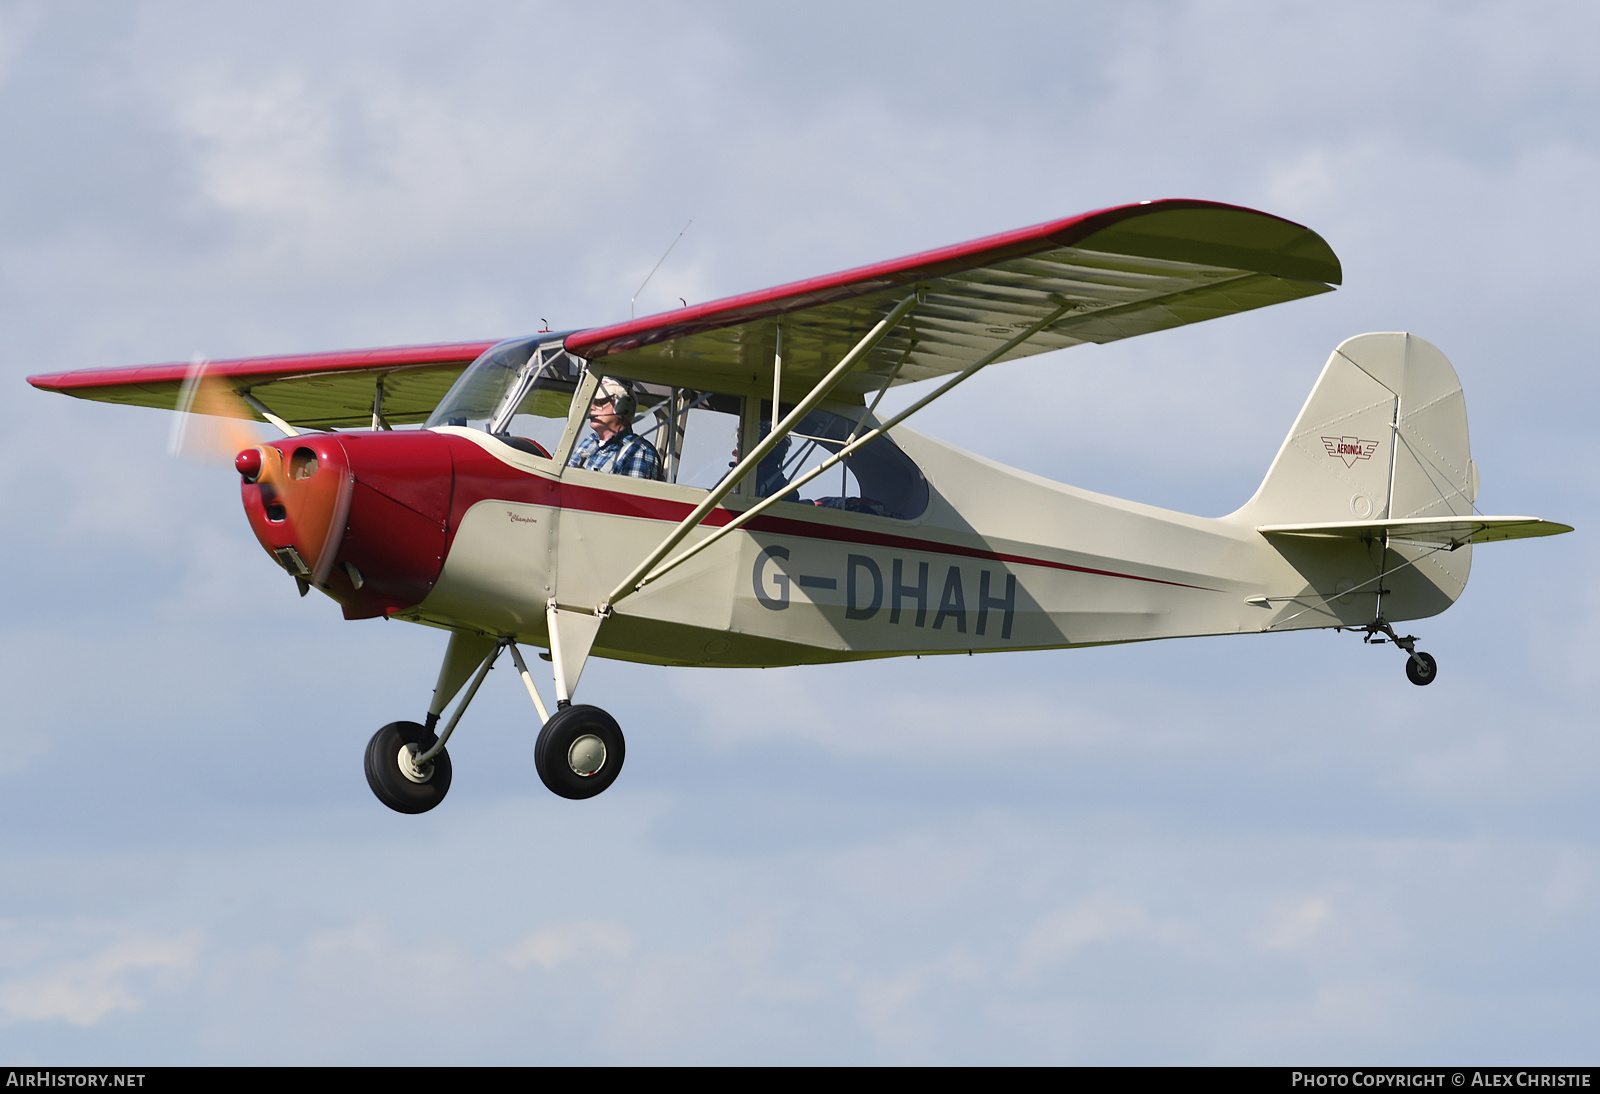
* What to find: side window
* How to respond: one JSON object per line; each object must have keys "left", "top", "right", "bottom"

{"left": 755, "top": 404, "right": 928, "bottom": 520}
{"left": 560, "top": 381, "right": 925, "bottom": 520}
{"left": 665, "top": 392, "right": 743, "bottom": 490}
{"left": 607, "top": 384, "right": 743, "bottom": 490}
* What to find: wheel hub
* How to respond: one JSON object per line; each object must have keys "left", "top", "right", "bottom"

{"left": 397, "top": 743, "right": 435, "bottom": 784}
{"left": 567, "top": 734, "right": 607, "bottom": 777}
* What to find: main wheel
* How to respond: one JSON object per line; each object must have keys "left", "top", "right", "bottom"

{"left": 535, "top": 705, "right": 625, "bottom": 800}
{"left": 364, "top": 721, "right": 452, "bottom": 813}
{"left": 1405, "top": 651, "right": 1438, "bottom": 686}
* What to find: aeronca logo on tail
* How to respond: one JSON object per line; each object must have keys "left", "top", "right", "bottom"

{"left": 1321, "top": 436, "right": 1381, "bottom": 468}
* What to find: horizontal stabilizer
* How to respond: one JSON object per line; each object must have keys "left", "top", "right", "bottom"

{"left": 1258, "top": 516, "right": 1573, "bottom": 547}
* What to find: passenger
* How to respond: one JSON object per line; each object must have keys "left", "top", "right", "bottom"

{"left": 756, "top": 433, "right": 791, "bottom": 497}
{"left": 722, "top": 418, "right": 792, "bottom": 495}
{"left": 567, "top": 378, "right": 663, "bottom": 479}
{"left": 746, "top": 419, "right": 792, "bottom": 498}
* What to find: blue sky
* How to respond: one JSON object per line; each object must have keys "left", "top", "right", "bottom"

{"left": 0, "top": 0, "right": 1595, "bottom": 1064}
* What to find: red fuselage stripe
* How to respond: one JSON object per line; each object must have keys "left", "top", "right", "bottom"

{"left": 546, "top": 481, "right": 1213, "bottom": 591}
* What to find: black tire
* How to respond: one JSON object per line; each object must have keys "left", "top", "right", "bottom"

{"left": 535, "top": 705, "right": 625, "bottom": 800}
{"left": 1405, "top": 651, "right": 1438, "bottom": 686}
{"left": 364, "top": 721, "right": 452, "bottom": 814}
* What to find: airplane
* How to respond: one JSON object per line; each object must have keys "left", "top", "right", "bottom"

{"left": 28, "top": 199, "right": 1572, "bottom": 814}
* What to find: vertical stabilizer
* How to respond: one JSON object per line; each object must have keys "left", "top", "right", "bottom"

{"left": 1235, "top": 333, "right": 1476, "bottom": 622}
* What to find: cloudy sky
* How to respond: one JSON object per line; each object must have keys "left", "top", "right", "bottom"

{"left": 1, "top": 0, "right": 1596, "bottom": 1064}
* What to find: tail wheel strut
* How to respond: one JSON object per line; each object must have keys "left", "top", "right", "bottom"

{"left": 1361, "top": 620, "right": 1438, "bottom": 687}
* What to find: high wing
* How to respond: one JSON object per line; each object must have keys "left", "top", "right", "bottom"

{"left": 27, "top": 199, "right": 1339, "bottom": 428}
{"left": 28, "top": 340, "right": 497, "bottom": 430}
{"left": 567, "top": 199, "right": 1341, "bottom": 399}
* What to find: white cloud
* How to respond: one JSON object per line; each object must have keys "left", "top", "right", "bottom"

{"left": 0, "top": 930, "right": 201, "bottom": 1027}
{"left": 1260, "top": 895, "right": 1333, "bottom": 952}
{"left": 506, "top": 920, "right": 633, "bottom": 971}
{"left": 1265, "top": 148, "right": 1347, "bottom": 218}
{"left": 0, "top": 1, "right": 42, "bottom": 92}
{"left": 1012, "top": 891, "right": 1194, "bottom": 982}
{"left": 164, "top": 66, "right": 639, "bottom": 278}
{"left": 855, "top": 950, "right": 987, "bottom": 1058}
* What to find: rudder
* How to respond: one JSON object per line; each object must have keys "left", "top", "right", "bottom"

{"left": 1234, "top": 333, "right": 1477, "bottom": 620}
{"left": 1238, "top": 332, "right": 1475, "bottom": 525}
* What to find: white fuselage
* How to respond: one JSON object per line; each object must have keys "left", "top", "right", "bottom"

{"left": 406, "top": 419, "right": 1459, "bottom": 668}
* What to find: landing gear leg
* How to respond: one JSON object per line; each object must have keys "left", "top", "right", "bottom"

{"left": 1361, "top": 619, "right": 1437, "bottom": 687}
{"left": 507, "top": 641, "right": 625, "bottom": 796}
{"left": 363, "top": 633, "right": 504, "bottom": 814}
{"left": 506, "top": 644, "right": 551, "bottom": 724}
{"left": 525, "top": 601, "right": 626, "bottom": 799}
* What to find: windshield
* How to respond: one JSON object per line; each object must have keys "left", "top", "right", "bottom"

{"left": 426, "top": 335, "right": 583, "bottom": 456}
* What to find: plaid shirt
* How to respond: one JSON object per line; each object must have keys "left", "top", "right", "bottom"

{"left": 567, "top": 429, "right": 663, "bottom": 480}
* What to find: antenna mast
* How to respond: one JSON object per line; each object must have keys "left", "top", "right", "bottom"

{"left": 631, "top": 219, "right": 693, "bottom": 319}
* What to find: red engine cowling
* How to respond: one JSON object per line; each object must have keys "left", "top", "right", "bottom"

{"left": 240, "top": 431, "right": 455, "bottom": 619}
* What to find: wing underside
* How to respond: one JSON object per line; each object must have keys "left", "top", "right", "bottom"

{"left": 566, "top": 200, "right": 1342, "bottom": 400}
{"left": 27, "top": 200, "right": 1341, "bottom": 428}
{"left": 28, "top": 341, "right": 497, "bottom": 431}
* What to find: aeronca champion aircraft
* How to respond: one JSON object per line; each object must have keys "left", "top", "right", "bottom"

{"left": 29, "top": 199, "right": 1572, "bottom": 813}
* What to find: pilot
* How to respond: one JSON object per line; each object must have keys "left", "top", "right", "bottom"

{"left": 567, "top": 377, "right": 663, "bottom": 479}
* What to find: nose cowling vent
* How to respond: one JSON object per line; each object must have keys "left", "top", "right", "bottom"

{"left": 239, "top": 438, "right": 351, "bottom": 597}
{"left": 239, "top": 431, "right": 456, "bottom": 620}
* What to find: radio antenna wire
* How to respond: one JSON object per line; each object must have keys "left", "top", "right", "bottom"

{"left": 631, "top": 219, "right": 692, "bottom": 319}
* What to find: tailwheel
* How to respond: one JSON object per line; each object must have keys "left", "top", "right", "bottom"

{"left": 364, "top": 721, "right": 453, "bottom": 814}
{"left": 1406, "top": 651, "right": 1438, "bottom": 687}
{"left": 535, "top": 705, "right": 625, "bottom": 800}
{"left": 1360, "top": 620, "right": 1439, "bottom": 688}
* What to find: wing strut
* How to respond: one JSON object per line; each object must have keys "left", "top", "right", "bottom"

{"left": 241, "top": 391, "right": 300, "bottom": 438}
{"left": 771, "top": 325, "right": 783, "bottom": 434}
{"left": 603, "top": 291, "right": 923, "bottom": 611}
{"left": 370, "top": 375, "right": 393, "bottom": 431}
{"left": 623, "top": 298, "right": 1078, "bottom": 596}
{"left": 171, "top": 358, "right": 302, "bottom": 440}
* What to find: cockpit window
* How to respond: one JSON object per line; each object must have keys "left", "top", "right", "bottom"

{"left": 756, "top": 404, "right": 928, "bottom": 520}
{"left": 426, "top": 336, "right": 582, "bottom": 457}
{"left": 433, "top": 348, "right": 927, "bottom": 518}
{"left": 628, "top": 386, "right": 743, "bottom": 490}
{"left": 566, "top": 377, "right": 928, "bottom": 519}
